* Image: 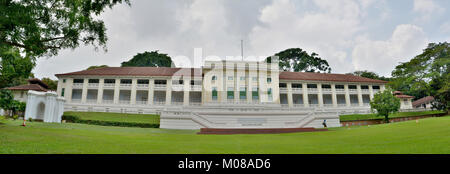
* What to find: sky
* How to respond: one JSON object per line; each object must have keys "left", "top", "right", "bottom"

{"left": 33, "top": 0, "right": 450, "bottom": 80}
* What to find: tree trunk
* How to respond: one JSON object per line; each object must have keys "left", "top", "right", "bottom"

{"left": 384, "top": 115, "right": 389, "bottom": 123}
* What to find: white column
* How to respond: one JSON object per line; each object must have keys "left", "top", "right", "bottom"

{"left": 369, "top": 85, "right": 374, "bottom": 100}
{"left": 165, "top": 79, "right": 172, "bottom": 105}
{"left": 302, "top": 83, "right": 309, "bottom": 107}
{"left": 113, "top": 78, "right": 120, "bottom": 104}
{"left": 56, "top": 79, "right": 63, "bottom": 97}
{"left": 66, "top": 78, "right": 73, "bottom": 102}
{"left": 380, "top": 85, "right": 386, "bottom": 91}
{"left": 318, "top": 83, "right": 323, "bottom": 107}
{"left": 287, "top": 82, "right": 293, "bottom": 107}
{"left": 344, "top": 84, "right": 351, "bottom": 107}
{"left": 97, "top": 78, "right": 104, "bottom": 104}
{"left": 357, "top": 84, "right": 363, "bottom": 106}
{"left": 130, "top": 78, "right": 137, "bottom": 105}
{"left": 183, "top": 78, "right": 190, "bottom": 106}
{"left": 331, "top": 84, "right": 337, "bottom": 107}
{"left": 148, "top": 79, "right": 154, "bottom": 105}
{"left": 81, "top": 78, "right": 88, "bottom": 103}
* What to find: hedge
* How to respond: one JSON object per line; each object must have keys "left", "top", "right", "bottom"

{"left": 62, "top": 115, "right": 159, "bottom": 128}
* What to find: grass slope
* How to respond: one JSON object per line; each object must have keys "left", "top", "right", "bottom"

{"left": 1, "top": 115, "right": 449, "bottom": 154}
{"left": 340, "top": 110, "right": 445, "bottom": 121}
{"left": 63, "top": 111, "right": 160, "bottom": 124}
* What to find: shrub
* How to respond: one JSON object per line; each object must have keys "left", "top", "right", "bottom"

{"left": 12, "top": 115, "right": 19, "bottom": 120}
{"left": 62, "top": 114, "right": 159, "bottom": 128}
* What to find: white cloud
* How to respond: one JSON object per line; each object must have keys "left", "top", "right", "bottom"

{"left": 413, "top": 0, "right": 445, "bottom": 21}
{"left": 439, "top": 21, "right": 450, "bottom": 33}
{"left": 248, "top": 0, "right": 364, "bottom": 72}
{"left": 352, "top": 24, "right": 428, "bottom": 76}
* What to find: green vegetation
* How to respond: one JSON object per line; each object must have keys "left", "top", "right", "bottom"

{"left": 0, "top": 115, "right": 449, "bottom": 154}
{"left": 265, "top": 48, "right": 331, "bottom": 73}
{"left": 62, "top": 112, "right": 159, "bottom": 128}
{"left": 389, "top": 42, "right": 449, "bottom": 111}
{"left": 340, "top": 110, "right": 445, "bottom": 121}
{"left": 370, "top": 89, "right": 401, "bottom": 123}
{"left": 121, "top": 51, "right": 173, "bottom": 67}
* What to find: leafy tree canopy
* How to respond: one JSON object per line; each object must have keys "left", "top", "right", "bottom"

{"left": 0, "top": 46, "right": 35, "bottom": 88}
{"left": 86, "top": 65, "right": 109, "bottom": 70}
{"left": 347, "top": 70, "right": 391, "bottom": 81}
{"left": 41, "top": 77, "right": 57, "bottom": 90}
{"left": 0, "top": 89, "right": 14, "bottom": 111}
{"left": 0, "top": 0, "right": 130, "bottom": 57}
{"left": 265, "top": 48, "right": 331, "bottom": 73}
{"left": 370, "top": 89, "right": 401, "bottom": 123}
{"left": 389, "top": 42, "right": 449, "bottom": 111}
{"left": 121, "top": 51, "right": 174, "bottom": 67}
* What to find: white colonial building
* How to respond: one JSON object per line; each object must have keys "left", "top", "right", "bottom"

{"left": 55, "top": 60, "right": 388, "bottom": 129}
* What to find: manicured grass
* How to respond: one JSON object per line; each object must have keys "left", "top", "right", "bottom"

{"left": 63, "top": 111, "right": 160, "bottom": 124}
{"left": 1, "top": 115, "right": 449, "bottom": 154}
{"left": 340, "top": 110, "right": 445, "bottom": 121}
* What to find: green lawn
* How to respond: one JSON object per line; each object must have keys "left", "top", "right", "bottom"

{"left": 1, "top": 115, "right": 449, "bottom": 154}
{"left": 340, "top": 110, "right": 445, "bottom": 121}
{"left": 63, "top": 111, "right": 160, "bottom": 124}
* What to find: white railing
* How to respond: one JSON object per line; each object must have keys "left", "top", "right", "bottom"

{"left": 309, "top": 104, "right": 319, "bottom": 107}
{"left": 348, "top": 89, "right": 357, "bottom": 92}
{"left": 154, "top": 84, "right": 167, "bottom": 90}
{"left": 88, "top": 83, "right": 99, "bottom": 87}
{"left": 279, "top": 87, "right": 287, "bottom": 93}
{"left": 350, "top": 103, "right": 359, "bottom": 106}
{"left": 307, "top": 88, "right": 318, "bottom": 92}
{"left": 190, "top": 85, "right": 202, "bottom": 91}
{"left": 335, "top": 89, "right": 345, "bottom": 92}
{"left": 137, "top": 84, "right": 149, "bottom": 88}
{"left": 322, "top": 88, "right": 332, "bottom": 92}
{"left": 189, "top": 102, "right": 202, "bottom": 106}
{"left": 86, "top": 99, "right": 97, "bottom": 103}
{"left": 293, "top": 104, "right": 304, "bottom": 107}
{"left": 292, "top": 88, "right": 303, "bottom": 93}
{"left": 172, "top": 101, "right": 183, "bottom": 106}
{"left": 361, "top": 89, "right": 370, "bottom": 93}
{"left": 102, "top": 99, "right": 114, "bottom": 104}
{"left": 136, "top": 100, "right": 147, "bottom": 105}
{"left": 103, "top": 83, "right": 115, "bottom": 88}
{"left": 281, "top": 104, "right": 289, "bottom": 107}
{"left": 71, "top": 99, "right": 81, "bottom": 103}
{"left": 120, "top": 84, "right": 132, "bottom": 88}
{"left": 337, "top": 103, "right": 347, "bottom": 107}
{"left": 171, "top": 84, "right": 184, "bottom": 91}
{"left": 73, "top": 83, "right": 83, "bottom": 88}
{"left": 119, "top": 100, "right": 130, "bottom": 104}
{"left": 154, "top": 101, "right": 165, "bottom": 105}
{"left": 323, "top": 104, "right": 333, "bottom": 107}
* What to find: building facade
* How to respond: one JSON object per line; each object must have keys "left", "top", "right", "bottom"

{"left": 56, "top": 60, "right": 388, "bottom": 129}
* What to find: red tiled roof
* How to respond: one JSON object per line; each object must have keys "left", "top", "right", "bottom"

{"left": 395, "top": 94, "right": 414, "bottom": 99}
{"left": 279, "top": 71, "right": 388, "bottom": 83}
{"left": 412, "top": 96, "right": 434, "bottom": 107}
{"left": 5, "top": 84, "right": 48, "bottom": 92}
{"left": 55, "top": 67, "right": 202, "bottom": 77}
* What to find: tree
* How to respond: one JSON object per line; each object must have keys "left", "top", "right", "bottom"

{"left": 41, "top": 77, "right": 57, "bottom": 90}
{"left": 86, "top": 65, "right": 109, "bottom": 70}
{"left": 390, "top": 42, "right": 449, "bottom": 112}
{"left": 0, "top": 89, "right": 14, "bottom": 116}
{"left": 370, "top": 89, "right": 401, "bottom": 123}
{"left": 347, "top": 70, "right": 390, "bottom": 81}
{"left": 0, "top": 46, "right": 35, "bottom": 88}
{"left": 265, "top": 48, "right": 331, "bottom": 73}
{"left": 121, "top": 51, "right": 174, "bottom": 67}
{"left": 0, "top": 0, "right": 130, "bottom": 57}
